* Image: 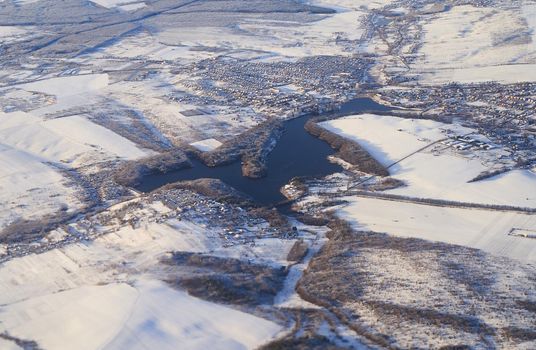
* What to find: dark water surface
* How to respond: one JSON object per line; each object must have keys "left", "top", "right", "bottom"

{"left": 137, "top": 97, "right": 392, "bottom": 205}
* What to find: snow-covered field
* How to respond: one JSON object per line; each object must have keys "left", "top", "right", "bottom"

{"left": 89, "top": 0, "right": 146, "bottom": 10}
{"left": 0, "top": 0, "right": 41, "bottom": 5}
{"left": 0, "top": 280, "right": 281, "bottom": 350}
{"left": 0, "top": 198, "right": 291, "bottom": 349}
{"left": 90, "top": 0, "right": 369, "bottom": 63}
{"left": 338, "top": 196, "right": 536, "bottom": 262}
{"left": 102, "top": 77, "right": 259, "bottom": 145}
{"left": 18, "top": 74, "right": 109, "bottom": 116}
{"left": 235, "top": 10, "right": 365, "bottom": 59}
{"left": 0, "top": 74, "right": 153, "bottom": 229}
{"left": 190, "top": 138, "right": 222, "bottom": 152}
{"left": 0, "top": 25, "right": 31, "bottom": 43}
{"left": 416, "top": 64, "right": 536, "bottom": 84}
{"left": 321, "top": 114, "right": 536, "bottom": 208}
{"left": 89, "top": 32, "right": 218, "bottom": 62}
{"left": 321, "top": 113, "right": 536, "bottom": 262}
{"left": 1, "top": 0, "right": 535, "bottom": 347}
{"left": 411, "top": 4, "right": 536, "bottom": 84}
{"left": 0, "top": 146, "right": 82, "bottom": 228}
{"left": 306, "top": 0, "right": 395, "bottom": 11}
{"left": 0, "top": 111, "right": 149, "bottom": 166}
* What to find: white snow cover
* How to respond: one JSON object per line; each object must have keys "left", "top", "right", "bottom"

{"left": 90, "top": 0, "right": 383, "bottom": 62}
{"left": 0, "top": 111, "right": 150, "bottom": 167}
{"left": 0, "top": 145, "right": 82, "bottom": 228}
{"left": 412, "top": 4, "right": 536, "bottom": 83}
{"left": 0, "top": 202, "right": 287, "bottom": 349}
{"left": 524, "top": 3, "right": 536, "bottom": 45}
{"left": 89, "top": 0, "right": 146, "bottom": 10}
{"left": 0, "top": 72, "right": 153, "bottom": 227}
{"left": 90, "top": 0, "right": 128, "bottom": 8}
{"left": 321, "top": 114, "right": 536, "bottom": 208}
{"left": 306, "top": 0, "right": 395, "bottom": 11}
{"left": 0, "top": 218, "right": 216, "bottom": 305}
{"left": 321, "top": 113, "right": 536, "bottom": 262}
{"left": 0, "top": 26, "right": 27, "bottom": 39}
{"left": 20, "top": 74, "right": 109, "bottom": 98}
{"left": 417, "top": 64, "right": 536, "bottom": 84}
{"left": 0, "top": 339, "right": 21, "bottom": 350}
{"left": 103, "top": 77, "right": 261, "bottom": 145}
{"left": 0, "top": 105, "right": 150, "bottom": 227}
{"left": 19, "top": 74, "right": 109, "bottom": 115}
{"left": 190, "top": 138, "right": 222, "bottom": 152}
{"left": 0, "top": 280, "right": 281, "bottom": 350}
{"left": 338, "top": 196, "right": 536, "bottom": 262}
{"left": 118, "top": 2, "right": 146, "bottom": 11}
{"left": 2, "top": 0, "right": 41, "bottom": 4}
{"left": 92, "top": 32, "right": 217, "bottom": 62}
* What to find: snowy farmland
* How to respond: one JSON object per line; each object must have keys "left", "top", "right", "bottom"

{"left": 0, "top": 74, "right": 153, "bottom": 229}
{"left": 0, "top": 280, "right": 281, "bottom": 350}
{"left": 0, "top": 146, "right": 82, "bottom": 228}
{"left": 338, "top": 196, "right": 536, "bottom": 262}
{"left": 319, "top": 113, "right": 536, "bottom": 263}
{"left": 410, "top": 4, "right": 536, "bottom": 84}
{"left": 17, "top": 74, "right": 110, "bottom": 116}
{"left": 321, "top": 114, "right": 536, "bottom": 208}
{"left": 0, "top": 111, "right": 150, "bottom": 166}
{"left": 90, "top": 0, "right": 146, "bottom": 11}
{"left": 0, "top": 0, "right": 535, "bottom": 348}
{"left": 0, "top": 194, "right": 294, "bottom": 349}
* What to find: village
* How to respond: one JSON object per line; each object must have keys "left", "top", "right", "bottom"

{"left": 377, "top": 82, "right": 536, "bottom": 169}
{"left": 168, "top": 55, "right": 369, "bottom": 121}
{"left": 0, "top": 186, "right": 292, "bottom": 264}
{"left": 441, "top": 135, "right": 495, "bottom": 151}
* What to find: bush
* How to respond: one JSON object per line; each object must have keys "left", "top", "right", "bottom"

{"left": 196, "top": 119, "right": 283, "bottom": 179}
{"left": 163, "top": 252, "right": 288, "bottom": 306}
{"left": 158, "top": 178, "right": 251, "bottom": 206}
{"left": 304, "top": 120, "right": 389, "bottom": 176}
{"left": 287, "top": 239, "right": 309, "bottom": 262}
{"left": 502, "top": 326, "right": 536, "bottom": 342}
{"left": 114, "top": 149, "right": 191, "bottom": 187}
{"left": 248, "top": 207, "right": 291, "bottom": 230}
{"left": 0, "top": 213, "right": 73, "bottom": 243}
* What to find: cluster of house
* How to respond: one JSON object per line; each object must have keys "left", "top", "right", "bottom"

{"left": 172, "top": 55, "right": 366, "bottom": 118}
{"left": 154, "top": 189, "right": 281, "bottom": 243}
{"left": 442, "top": 136, "right": 495, "bottom": 151}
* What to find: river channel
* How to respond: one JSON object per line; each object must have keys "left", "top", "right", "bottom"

{"left": 136, "top": 97, "right": 392, "bottom": 205}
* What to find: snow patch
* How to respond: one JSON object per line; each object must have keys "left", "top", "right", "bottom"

{"left": 0, "top": 280, "right": 282, "bottom": 350}
{"left": 321, "top": 114, "right": 536, "bottom": 208}
{"left": 189, "top": 138, "right": 222, "bottom": 152}
{"left": 412, "top": 4, "right": 536, "bottom": 83}
{"left": 338, "top": 197, "right": 536, "bottom": 262}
